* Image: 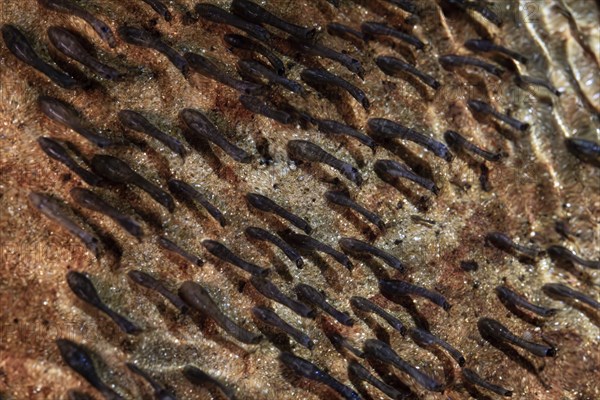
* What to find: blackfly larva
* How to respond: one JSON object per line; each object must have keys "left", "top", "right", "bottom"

{"left": 326, "top": 23, "right": 365, "bottom": 43}
{"left": 245, "top": 226, "right": 304, "bottom": 268}
{"left": 140, "top": 0, "right": 172, "bottom": 22}
{"left": 237, "top": 59, "right": 303, "bottom": 94}
{"left": 202, "top": 239, "right": 270, "bottom": 276}
{"left": 516, "top": 74, "right": 561, "bottom": 96}
{"left": 468, "top": 100, "right": 530, "bottom": 131}
{"left": 376, "top": 55, "right": 440, "bottom": 90}
{"left": 127, "top": 270, "right": 189, "bottom": 313}
{"left": 348, "top": 361, "right": 406, "bottom": 400}
{"left": 287, "top": 140, "right": 363, "bottom": 186}
{"left": 495, "top": 285, "right": 558, "bottom": 317}
{"left": 246, "top": 193, "right": 312, "bottom": 234}
{"left": 118, "top": 110, "right": 187, "bottom": 157}
{"left": 250, "top": 275, "right": 316, "bottom": 318}
{"left": 231, "top": 0, "right": 316, "bottom": 41}
{"left": 282, "top": 231, "right": 353, "bottom": 270}
{"left": 29, "top": 192, "right": 101, "bottom": 258}
{"left": 38, "top": 96, "right": 117, "bottom": 147}
{"left": 195, "top": 3, "right": 271, "bottom": 42}
{"left": 118, "top": 26, "right": 188, "bottom": 76}
{"left": 47, "top": 26, "right": 121, "bottom": 80}
{"left": 328, "top": 332, "right": 364, "bottom": 358}
{"left": 340, "top": 238, "right": 403, "bottom": 271}
{"left": 252, "top": 306, "right": 314, "bottom": 349}
{"left": 289, "top": 38, "right": 365, "bottom": 79}
{"left": 326, "top": 191, "right": 385, "bottom": 231}
{"left": 317, "top": 119, "right": 376, "bottom": 148}
{"left": 379, "top": 279, "right": 451, "bottom": 310}
{"left": 183, "top": 365, "right": 236, "bottom": 400}
{"left": 2, "top": 24, "right": 80, "bottom": 89}
{"left": 462, "top": 367, "right": 513, "bottom": 397}
{"left": 295, "top": 283, "right": 355, "bottom": 326}
{"left": 279, "top": 352, "right": 361, "bottom": 400}
{"left": 350, "top": 296, "right": 406, "bottom": 334}
{"left": 464, "top": 39, "right": 528, "bottom": 64}
{"left": 224, "top": 33, "right": 285, "bottom": 75}
{"left": 364, "top": 339, "right": 445, "bottom": 392}
{"left": 444, "top": 130, "right": 501, "bottom": 161}
{"left": 70, "top": 187, "right": 143, "bottom": 239}
{"left": 38, "top": 0, "right": 117, "bottom": 47}
{"left": 239, "top": 95, "right": 293, "bottom": 124}
{"left": 408, "top": 327, "right": 466, "bottom": 366}
{"left": 91, "top": 155, "right": 175, "bottom": 212}
{"left": 477, "top": 317, "right": 557, "bottom": 357}
{"left": 439, "top": 54, "right": 504, "bottom": 77}
{"left": 158, "top": 236, "right": 204, "bottom": 266}
{"left": 180, "top": 108, "right": 252, "bottom": 163}
{"left": 179, "top": 281, "right": 263, "bottom": 344}
{"left": 542, "top": 283, "right": 600, "bottom": 310}
{"left": 56, "top": 339, "right": 124, "bottom": 400}
{"left": 361, "top": 22, "right": 424, "bottom": 50}
{"left": 38, "top": 137, "right": 104, "bottom": 186}
{"left": 168, "top": 179, "right": 226, "bottom": 226}
{"left": 374, "top": 159, "right": 440, "bottom": 195}
{"left": 368, "top": 118, "right": 452, "bottom": 161}
{"left": 565, "top": 138, "right": 600, "bottom": 166}
{"left": 485, "top": 231, "right": 541, "bottom": 259}
{"left": 301, "top": 68, "right": 370, "bottom": 110}
{"left": 67, "top": 271, "right": 142, "bottom": 334}
{"left": 126, "top": 362, "right": 177, "bottom": 400}
{"left": 547, "top": 245, "right": 599, "bottom": 269}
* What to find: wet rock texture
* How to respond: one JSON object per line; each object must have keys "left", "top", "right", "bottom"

{"left": 0, "top": 0, "right": 598, "bottom": 399}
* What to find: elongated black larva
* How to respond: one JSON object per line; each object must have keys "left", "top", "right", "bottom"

{"left": 56, "top": 339, "right": 124, "bottom": 400}
{"left": 183, "top": 365, "right": 236, "bottom": 400}
{"left": 91, "top": 155, "right": 175, "bottom": 212}
{"left": 224, "top": 33, "right": 285, "bottom": 75}
{"left": 283, "top": 231, "right": 353, "bottom": 270}
{"left": 350, "top": 296, "right": 406, "bottom": 334}
{"left": 195, "top": 3, "right": 271, "bottom": 42}
{"left": 180, "top": 108, "right": 252, "bottom": 163}
{"left": 250, "top": 276, "right": 316, "bottom": 318}
{"left": 237, "top": 59, "right": 303, "bottom": 93}
{"left": 158, "top": 236, "right": 204, "bottom": 266}
{"left": 295, "top": 283, "right": 354, "bottom": 326}
{"left": 516, "top": 74, "right": 561, "bottom": 96}
{"left": 361, "top": 22, "right": 424, "bottom": 50}
{"left": 326, "top": 191, "right": 385, "bottom": 231}
{"left": 446, "top": 0, "right": 502, "bottom": 26}
{"left": 279, "top": 352, "right": 360, "bottom": 400}
{"left": 231, "top": 0, "right": 316, "bottom": 41}
{"left": 376, "top": 55, "right": 440, "bottom": 90}
{"left": 384, "top": 0, "right": 417, "bottom": 13}
{"left": 468, "top": 100, "right": 530, "bottom": 131}
{"left": 364, "top": 339, "right": 445, "bottom": 392}
{"left": 246, "top": 193, "right": 312, "bottom": 234}
{"left": 547, "top": 245, "right": 600, "bottom": 269}
{"left": 179, "top": 281, "right": 262, "bottom": 344}
{"left": 485, "top": 232, "right": 541, "bottom": 259}
{"left": 495, "top": 286, "right": 558, "bottom": 317}
{"left": 408, "top": 327, "right": 465, "bottom": 366}
{"left": 202, "top": 239, "right": 270, "bottom": 276}
{"left": 317, "top": 119, "right": 376, "bottom": 148}
{"left": 67, "top": 271, "right": 142, "bottom": 334}
{"left": 141, "top": 0, "right": 172, "bottom": 21}
{"left": 328, "top": 332, "right": 364, "bottom": 358}
{"left": 444, "top": 130, "right": 501, "bottom": 161}
{"left": 374, "top": 159, "right": 440, "bottom": 195}
{"left": 368, "top": 118, "right": 452, "bottom": 161}
{"left": 439, "top": 54, "right": 504, "bottom": 77}
{"left": 118, "top": 26, "right": 188, "bottom": 76}
{"left": 29, "top": 192, "right": 101, "bottom": 258}
{"left": 380, "top": 279, "right": 451, "bottom": 310}
{"left": 118, "top": 110, "right": 187, "bottom": 157}
{"left": 126, "top": 363, "right": 177, "bottom": 400}
{"left": 70, "top": 187, "right": 143, "bottom": 239}
{"left": 239, "top": 95, "right": 293, "bottom": 124}
{"left": 565, "top": 138, "right": 600, "bottom": 166}
{"left": 127, "top": 270, "right": 189, "bottom": 313}
{"left": 245, "top": 226, "right": 304, "bottom": 268}
{"left": 462, "top": 368, "right": 513, "bottom": 397}
{"left": 287, "top": 140, "right": 363, "bottom": 186}
{"left": 252, "top": 306, "right": 314, "bottom": 349}
{"left": 477, "top": 317, "right": 557, "bottom": 357}
{"left": 290, "top": 38, "right": 365, "bottom": 79}
{"left": 168, "top": 179, "right": 226, "bottom": 226}
{"left": 38, "top": 137, "right": 104, "bottom": 186}
{"left": 326, "top": 23, "right": 365, "bottom": 43}
{"left": 38, "top": 0, "right": 117, "bottom": 47}
{"left": 348, "top": 361, "right": 406, "bottom": 400}
{"left": 301, "top": 68, "right": 370, "bottom": 109}
{"left": 465, "top": 39, "right": 528, "bottom": 64}
{"left": 340, "top": 238, "right": 403, "bottom": 271}
{"left": 542, "top": 283, "right": 600, "bottom": 310}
